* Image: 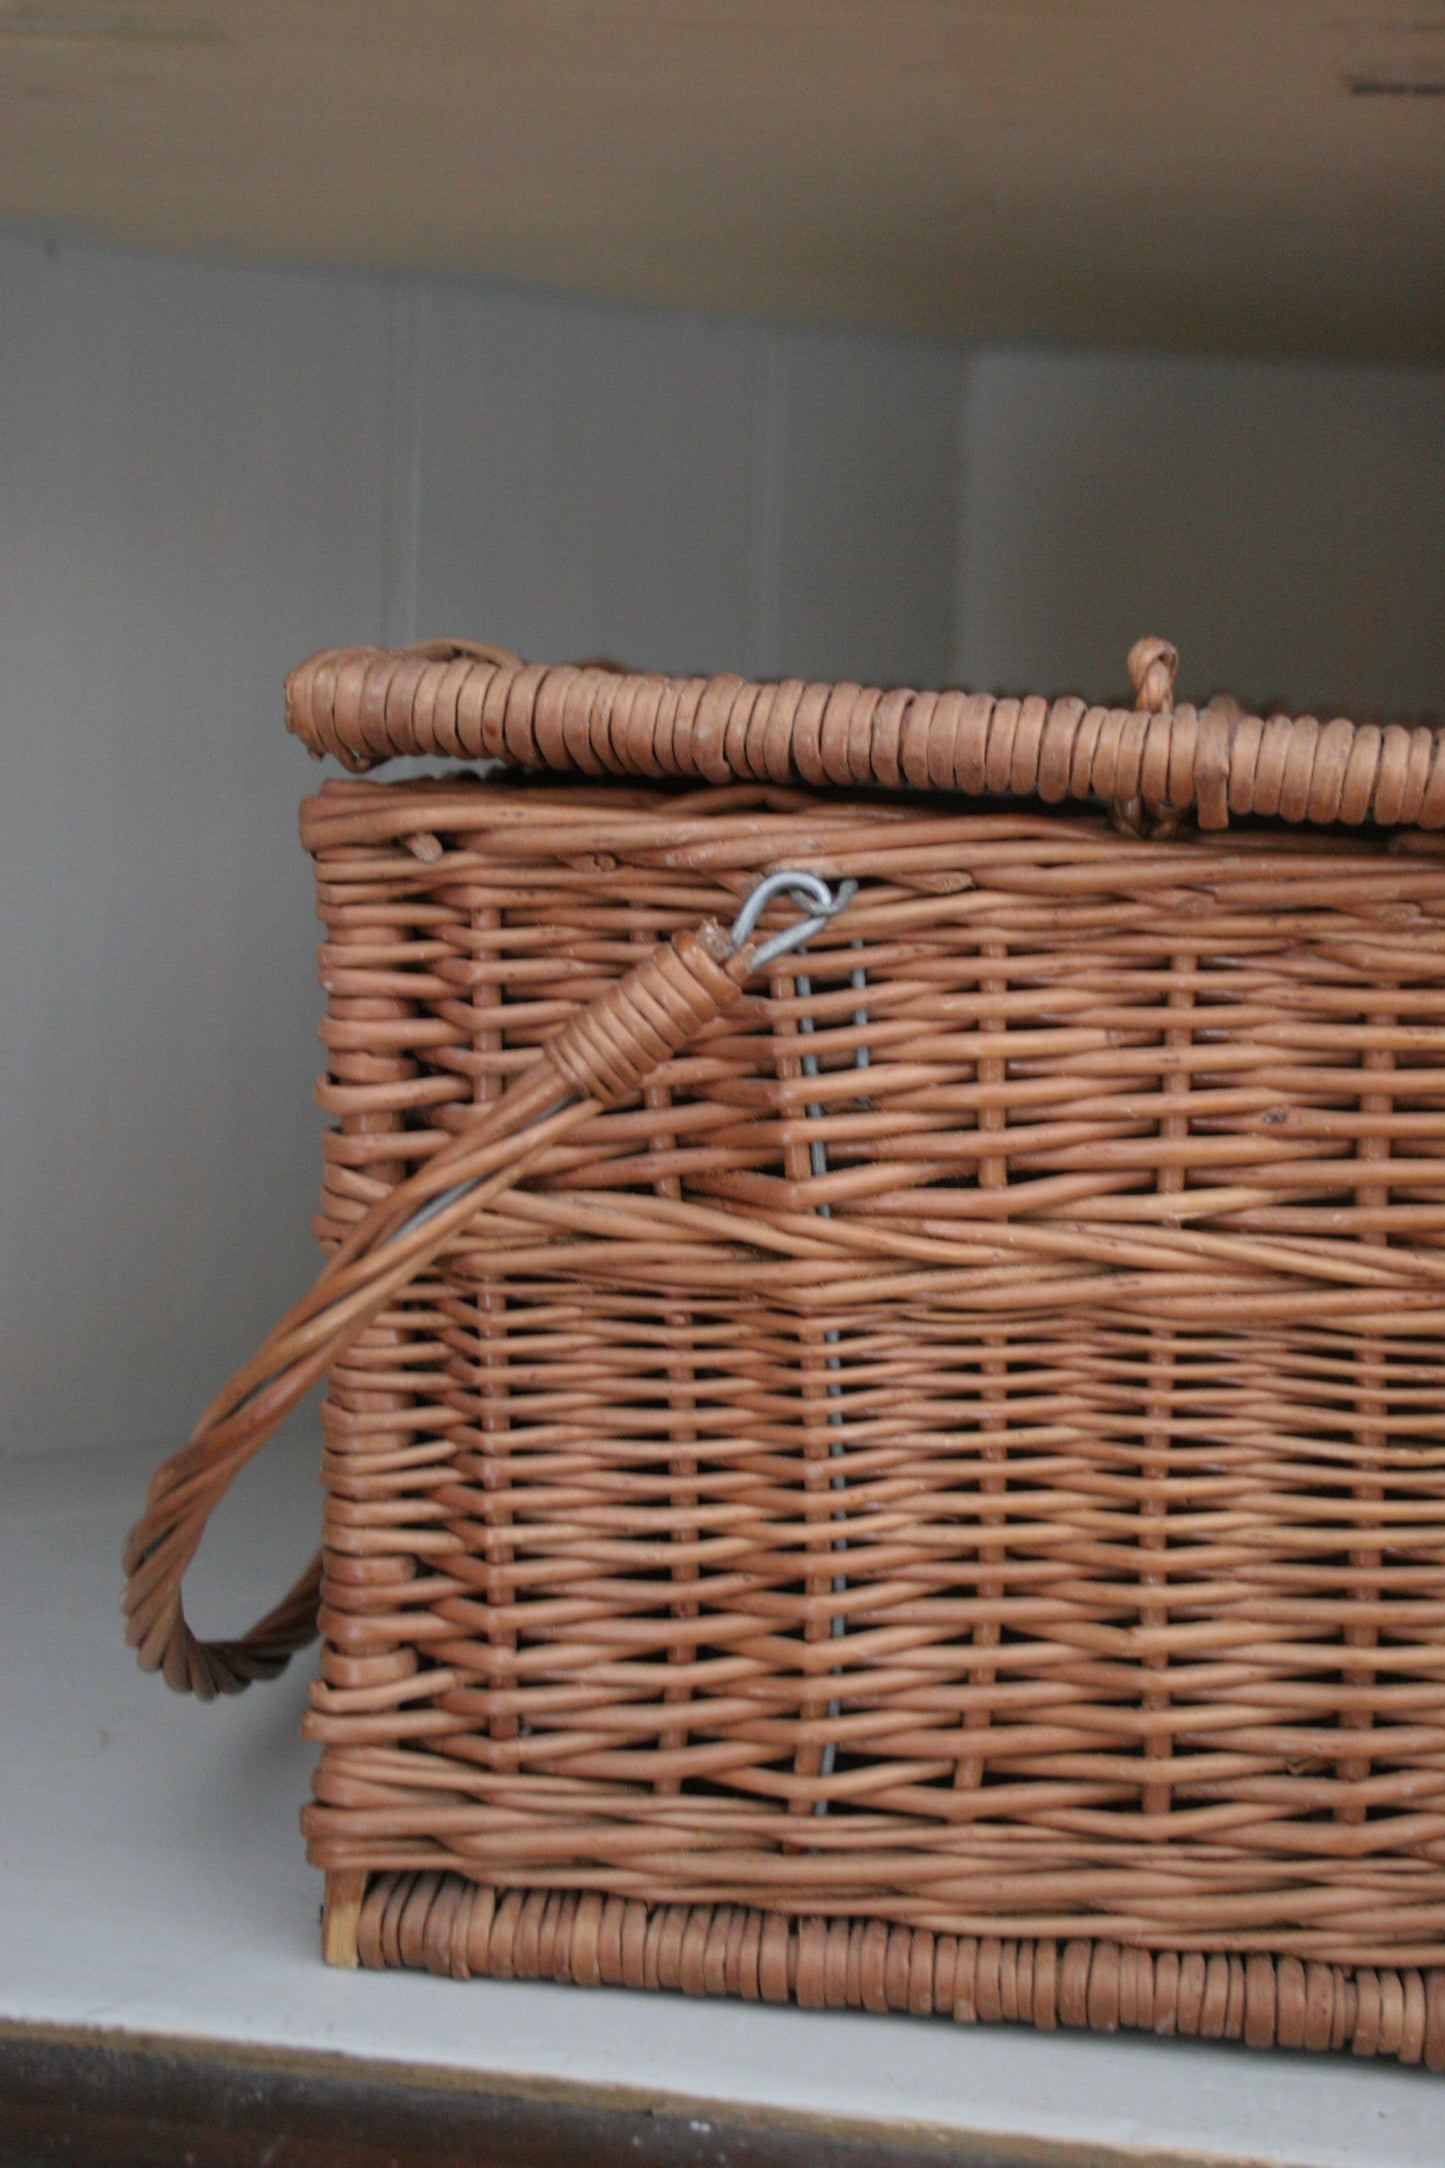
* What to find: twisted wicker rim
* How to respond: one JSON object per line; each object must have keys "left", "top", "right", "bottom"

{"left": 284, "top": 635, "right": 1445, "bottom": 833}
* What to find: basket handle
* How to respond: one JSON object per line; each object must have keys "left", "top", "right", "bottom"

{"left": 122, "top": 875, "right": 854, "bottom": 1699}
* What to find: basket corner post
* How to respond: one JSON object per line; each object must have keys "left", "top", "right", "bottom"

{"left": 321, "top": 1870, "right": 368, "bottom": 1968}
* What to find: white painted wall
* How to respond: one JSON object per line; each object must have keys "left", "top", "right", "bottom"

{"left": 6, "top": 240, "right": 1442, "bottom": 1464}
{"left": 0, "top": 235, "right": 963, "bottom": 1456}
{"left": 954, "top": 348, "right": 1445, "bottom": 718}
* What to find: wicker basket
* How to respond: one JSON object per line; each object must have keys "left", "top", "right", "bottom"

{"left": 126, "top": 637, "right": 1445, "bottom": 2065}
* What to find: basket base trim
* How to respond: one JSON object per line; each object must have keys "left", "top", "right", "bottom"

{"left": 333, "top": 1871, "right": 1445, "bottom": 2065}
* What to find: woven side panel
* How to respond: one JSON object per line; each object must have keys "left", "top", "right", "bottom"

{"left": 285, "top": 643, "right": 1445, "bottom": 831}
{"left": 351, "top": 1872, "right": 1445, "bottom": 2065}
{"left": 300, "top": 779, "right": 1445, "bottom": 1983}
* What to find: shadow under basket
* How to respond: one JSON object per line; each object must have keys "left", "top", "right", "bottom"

{"left": 126, "top": 637, "right": 1445, "bottom": 2067}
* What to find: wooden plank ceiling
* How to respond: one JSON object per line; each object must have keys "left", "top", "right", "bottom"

{"left": 0, "top": 1, "right": 1441, "bottom": 358}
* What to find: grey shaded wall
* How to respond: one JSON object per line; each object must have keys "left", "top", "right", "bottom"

{"left": 954, "top": 348, "right": 1445, "bottom": 717}
{"left": 0, "top": 236, "right": 963, "bottom": 1455}
{"left": 7, "top": 241, "right": 1441, "bottom": 1462}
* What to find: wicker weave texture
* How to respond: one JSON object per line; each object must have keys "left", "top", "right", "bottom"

{"left": 298, "top": 774, "right": 1445, "bottom": 1986}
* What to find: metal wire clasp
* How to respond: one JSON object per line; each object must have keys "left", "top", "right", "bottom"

{"left": 728, "top": 870, "right": 858, "bottom": 969}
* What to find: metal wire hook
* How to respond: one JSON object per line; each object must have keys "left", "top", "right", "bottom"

{"left": 385, "top": 870, "right": 855, "bottom": 1266}
{"left": 729, "top": 869, "right": 858, "bottom": 970}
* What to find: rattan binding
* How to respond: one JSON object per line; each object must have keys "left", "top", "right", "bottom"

{"left": 284, "top": 633, "right": 1445, "bottom": 833}
{"left": 353, "top": 1872, "right": 1445, "bottom": 2063}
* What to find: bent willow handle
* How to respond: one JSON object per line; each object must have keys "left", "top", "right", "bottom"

{"left": 123, "top": 879, "right": 851, "bottom": 1699}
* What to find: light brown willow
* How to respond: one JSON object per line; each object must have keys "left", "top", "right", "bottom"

{"left": 352, "top": 1871, "right": 1445, "bottom": 2065}
{"left": 284, "top": 634, "right": 1445, "bottom": 833}
{"left": 129, "top": 637, "right": 1445, "bottom": 2058}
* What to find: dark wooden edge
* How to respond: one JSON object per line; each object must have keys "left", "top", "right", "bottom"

{"left": 0, "top": 2019, "right": 1268, "bottom": 2168}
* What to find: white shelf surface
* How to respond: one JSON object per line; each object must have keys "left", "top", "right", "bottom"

{"left": 2, "top": 1434, "right": 1442, "bottom": 2166}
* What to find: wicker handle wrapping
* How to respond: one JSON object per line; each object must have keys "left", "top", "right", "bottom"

{"left": 285, "top": 632, "right": 1445, "bottom": 832}
{"left": 123, "top": 920, "right": 760, "bottom": 1698}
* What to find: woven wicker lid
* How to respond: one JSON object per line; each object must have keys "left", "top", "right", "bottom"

{"left": 285, "top": 634, "right": 1445, "bottom": 833}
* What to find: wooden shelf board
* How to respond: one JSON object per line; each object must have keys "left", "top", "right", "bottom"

{"left": 0, "top": 2023, "right": 1245, "bottom": 2168}
{"left": 0, "top": 1, "right": 1441, "bottom": 358}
